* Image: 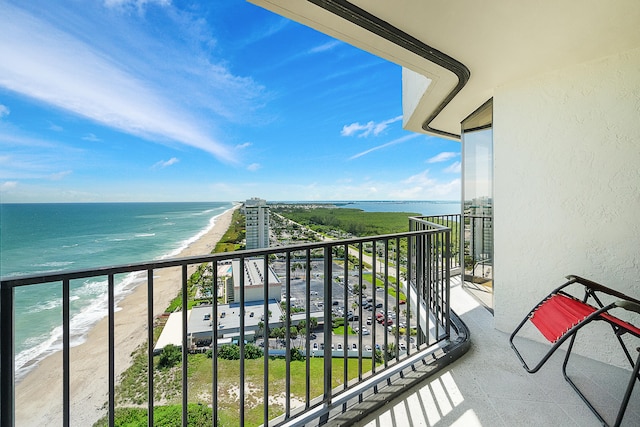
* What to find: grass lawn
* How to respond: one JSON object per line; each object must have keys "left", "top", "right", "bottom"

{"left": 112, "top": 352, "right": 367, "bottom": 427}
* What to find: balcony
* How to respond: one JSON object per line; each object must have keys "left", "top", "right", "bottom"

{"left": 2, "top": 215, "right": 638, "bottom": 426}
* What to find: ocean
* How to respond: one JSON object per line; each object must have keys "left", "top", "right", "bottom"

{"left": 0, "top": 202, "right": 235, "bottom": 377}
{"left": 0, "top": 200, "right": 459, "bottom": 377}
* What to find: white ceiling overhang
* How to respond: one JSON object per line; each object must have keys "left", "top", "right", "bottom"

{"left": 250, "top": 0, "right": 640, "bottom": 139}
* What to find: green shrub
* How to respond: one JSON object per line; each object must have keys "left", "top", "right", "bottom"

{"left": 290, "top": 347, "right": 304, "bottom": 362}
{"left": 158, "top": 344, "right": 181, "bottom": 369}
{"left": 217, "top": 343, "right": 263, "bottom": 360}
{"left": 218, "top": 344, "right": 241, "bottom": 360}
{"left": 93, "top": 403, "right": 213, "bottom": 426}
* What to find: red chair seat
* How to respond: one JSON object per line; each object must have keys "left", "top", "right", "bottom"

{"left": 531, "top": 294, "right": 640, "bottom": 343}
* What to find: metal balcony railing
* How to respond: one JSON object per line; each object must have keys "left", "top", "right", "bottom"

{"left": 1, "top": 216, "right": 460, "bottom": 427}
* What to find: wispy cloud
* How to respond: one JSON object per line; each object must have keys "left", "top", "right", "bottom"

{"left": 1, "top": 181, "right": 18, "bottom": 190}
{"left": 82, "top": 133, "right": 100, "bottom": 142}
{"left": 427, "top": 151, "right": 459, "bottom": 163}
{"left": 398, "top": 170, "right": 460, "bottom": 200}
{"left": 236, "top": 142, "right": 252, "bottom": 149}
{"left": 341, "top": 115, "right": 403, "bottom": 137}
{"left": 241, "top": 17, "right": 289, "bottom": 46}
{"left": 247, "top": 163, "right": 261, "bottom": 172}
{"left": 308, "top": 40, "right": 342, "bottom": 54}
{"left": 0, "top": 2, "right": 267, "bottom": 163}
{"left": 49, "top": 170, "right": 72, "bottom": 180}
{"left": 444, "top": 161, "right": 461, "bottom": 174}
{"left": 349, "top": 134, "right": 420, "bottom": 160}
{"left": 48, "top": 122, "right": 63, "bottom": 132}
{"left": 103, "top": 0, "right": 170, "bottom": 11}
{"left": 0, "top": 104, "right": 9, "bottom": 119}
{"left": 153, "top": 157, "right": 179, "bottom": 169}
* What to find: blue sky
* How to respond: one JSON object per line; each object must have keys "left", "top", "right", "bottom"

{"left": 0, "top": 0, "right": 461, "bottom": 203}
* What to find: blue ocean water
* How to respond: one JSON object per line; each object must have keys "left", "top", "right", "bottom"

{"left": 0, "top": 202, "right": 235, "bottom": 376}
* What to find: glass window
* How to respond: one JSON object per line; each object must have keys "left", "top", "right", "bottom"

{"left": 461, "top": 100, "right": 493, "bottom": 310}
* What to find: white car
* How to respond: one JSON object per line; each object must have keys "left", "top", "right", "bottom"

{"left": 399, "top": 343, "right": 407, "bottom": 351}
{"left": 365, "top": 345, "right": 372, "bottom": 352}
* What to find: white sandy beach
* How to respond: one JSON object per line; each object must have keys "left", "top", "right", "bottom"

{"left": 14, "top": 205, "right": 239, "bottom": 426}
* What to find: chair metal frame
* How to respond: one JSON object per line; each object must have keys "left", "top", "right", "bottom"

{"left": 510, "top": 275, "right": 640, "bottom": 427}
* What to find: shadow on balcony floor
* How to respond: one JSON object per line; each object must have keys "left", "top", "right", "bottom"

{"left": 344, "top": 277, "right": 640, "bottom": 427}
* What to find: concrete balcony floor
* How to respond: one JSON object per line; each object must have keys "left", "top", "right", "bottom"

{"left": 351, "top": 277, "right": 640, "bottom": 427}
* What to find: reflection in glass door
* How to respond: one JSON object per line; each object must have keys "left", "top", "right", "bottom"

{"left": 461, "top": 100, "right": 493, "bottom": 310}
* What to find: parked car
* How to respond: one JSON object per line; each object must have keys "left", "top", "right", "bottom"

{"left": 337, "top": 343, "right": 342, "bottom": 350}
{"left": 399, "top": 343, "right": 407, "bottom": 351}
{"left": 352, "top": 343, "right": 357, "bottom": 350}
{"left": 313, "top": 343, "right": 318, "bottom": 350}
{"left": 365, "top": 345, "right": 372, "bottom": 352}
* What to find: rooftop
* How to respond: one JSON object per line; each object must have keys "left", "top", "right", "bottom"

{"left": 233, "top": 258, "right": 281, "bottom": 288}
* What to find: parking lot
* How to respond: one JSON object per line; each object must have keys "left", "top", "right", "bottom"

{"left": 269, "top": 259, "right": 414, "bottom": 355}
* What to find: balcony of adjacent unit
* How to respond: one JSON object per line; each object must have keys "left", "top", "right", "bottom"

{"left": 2, "top": 214, "right": 638, "bottom": 427}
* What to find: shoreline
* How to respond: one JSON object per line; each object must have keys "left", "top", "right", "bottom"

{"left": 14, "top": 204, "right": 239, "bottom": 426}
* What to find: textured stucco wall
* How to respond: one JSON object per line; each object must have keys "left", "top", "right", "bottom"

{"left": 493, "top": 47, "right": 640, "bottom": 365}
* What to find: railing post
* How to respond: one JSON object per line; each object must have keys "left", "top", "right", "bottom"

{"left": 285, "top": 252, "right": 292, "bottom": 419}
{"left": 63, "top": 279, "right": 70, "bottom": 427}
{"left": 108, "top": 274, "right": 115, "bottom": 427}
{"left": 445, "top": 228, "right": 452, "bottom": 336}
{"left": 0, "top": 283, "right": 15, "bottom": 427}
{"left": 181, "top": 265, "right": 188, "bottom": 426}
{"left": 263, "top": 254, "right": 269, "bottom": 426}
{"left": 322, "top": 246, "right": 332, "bottom": 411}
{"left": 147, "top": 270, "right": 154, "bottom": 427}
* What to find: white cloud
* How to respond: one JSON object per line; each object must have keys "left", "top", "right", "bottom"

{"left": 49, "top": 170, "right": 72, "bottom": 180}
{"left": 308, "top": 40, "right": 341, "bottom": 54}
{"left": 103, "top": 0, "right": 170, "bottom": 11}
{"left": 1, "top": 181, "right": 18, "bottom": 190}
{"left": 236, "top": 142, "right": 252, "bottom": 149}
{"left": 0, "top": 104, "right": 9, "bottom": 119}
{"left": 349, "top": 134, "right": 420, "bottom": 160}
{"left": 0, "top": 2, "right": 252, "bottom": 163}
{"left": 427, "top": 151, "right": 458, "bottom": 163}
{"left": 341, "top": 115, "right": 403, "bottom": 137}
{"left": 247, "top": 163, "right": 261, "bottom": 172}
{"left": 48, "top": 122, "right": 63, "bottom": 132}
{"left": 397, "top": 169, "right": 460, "bottom": 200}
{"left": 152, "top": 157, "right": 179, "bottom": 169}
{"left": 444, "top": 161, "right": 461, "bottom": 174}
{"left": 82, "top": 133, "right": 100, "bottom": 142}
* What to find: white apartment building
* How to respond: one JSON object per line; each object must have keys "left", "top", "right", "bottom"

{"left": 244, "top": 197, "right": 269, "bottom": 249}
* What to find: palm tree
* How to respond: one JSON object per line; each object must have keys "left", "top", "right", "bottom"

{"left": 386, "top": 342, "right": 397, "bottom": 361}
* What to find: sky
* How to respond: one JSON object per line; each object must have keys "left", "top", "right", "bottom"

{"left": 0, "top": 0, "right": 461, "bottom": 203}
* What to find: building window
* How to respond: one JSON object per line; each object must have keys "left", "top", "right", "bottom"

{"left": 461, "top": 99, "right": 493, "bottom": 311}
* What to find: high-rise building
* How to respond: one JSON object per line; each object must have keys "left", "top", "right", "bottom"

{"left": 244, "top": 197, "right": 269, "bottom": 249}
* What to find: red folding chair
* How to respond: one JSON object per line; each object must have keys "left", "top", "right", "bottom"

{"left": 510, "top": 275, "right": 640, "bottom": 427}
